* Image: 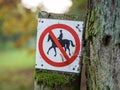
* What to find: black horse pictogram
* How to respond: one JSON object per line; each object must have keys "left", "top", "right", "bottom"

{"left": 47, "top": 30, "right": 75, "bottom": 57}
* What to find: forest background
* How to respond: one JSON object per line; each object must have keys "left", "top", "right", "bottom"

{"left": 0, "top": 0, "right": 87, "bottom": 90}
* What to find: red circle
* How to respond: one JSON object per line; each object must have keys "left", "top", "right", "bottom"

{"left": 38, "top": 24, "right": 80, "bottom": 67}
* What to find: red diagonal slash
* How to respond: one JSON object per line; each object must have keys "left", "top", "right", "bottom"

{"left": 38, "top": 23, "right": 80, "bottom": 67}
{"left": 49, "top": 31, "right": 70, "bottom": 61}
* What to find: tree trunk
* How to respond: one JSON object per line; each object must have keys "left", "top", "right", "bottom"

{"left": 84, "top": 0, "right": 120, "bottom": 90}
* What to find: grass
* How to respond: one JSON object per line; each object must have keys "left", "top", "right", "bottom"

{"left": 0, "top": 49, "right": 35, "bottom": 90}
{"left": 0, "top": 49, "right": 35, "bottom": 69}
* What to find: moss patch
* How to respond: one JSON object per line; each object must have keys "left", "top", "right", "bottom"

{"left": 35, "top": 69, "right": 79, "bottom": 89}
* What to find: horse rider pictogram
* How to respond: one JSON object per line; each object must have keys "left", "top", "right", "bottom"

{"left": 47, "top": 30, "right": 75, "bottom": 57}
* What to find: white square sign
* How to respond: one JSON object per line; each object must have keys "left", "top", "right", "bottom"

{"left": 35, "top": 18, "right": 83, "bottom": 73}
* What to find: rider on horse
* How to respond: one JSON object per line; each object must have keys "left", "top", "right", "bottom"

{"left": 58, "top": 30, "right": 63, "bottom": 41}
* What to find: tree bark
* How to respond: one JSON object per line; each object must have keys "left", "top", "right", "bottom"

{"left": 84, "top": 0, "right": 120, "bottom": 90}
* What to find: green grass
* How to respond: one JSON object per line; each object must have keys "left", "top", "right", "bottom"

{"left": 0, "top": 49, "right": 35, "bottom": 90}
{"left": 0, "top": 49, "right": 35, "bottom": 70}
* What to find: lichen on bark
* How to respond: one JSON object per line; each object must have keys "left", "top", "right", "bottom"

{"left": 84, "top": 0, "right": 120, "bottom": 90}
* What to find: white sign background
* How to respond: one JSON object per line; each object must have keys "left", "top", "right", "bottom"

{"left": 36, "top": 18, "right": 83, "bottom": 73}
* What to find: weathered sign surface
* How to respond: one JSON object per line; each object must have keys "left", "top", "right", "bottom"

{"left": 36, "top": 18, "right": 83, "bottom": 73}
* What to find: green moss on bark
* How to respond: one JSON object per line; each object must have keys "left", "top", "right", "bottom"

{"left": 35, "top": 69, "right": 80, "bottom": 89}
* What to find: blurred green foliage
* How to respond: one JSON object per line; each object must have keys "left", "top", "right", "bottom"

{"left": 70, "top": 0, "right": 87, "bottom": 15}
{"left": 0, "top": 0, "right": 37, "bottom": 48}
{"left": 0, "top": 49, "right": 35, "bottom": 69}
{"left": 0, "top": 49, "right": 35, "bottom": 90}
{"left": 0, "top": 0, "right": 87, "bottom": 48}
{"left": 0, "top": 0, "right": 87, "bottom": 90}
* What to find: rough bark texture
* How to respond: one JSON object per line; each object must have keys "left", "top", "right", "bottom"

{"left": 85, "top": 0, "right": 120, "bottom": 90}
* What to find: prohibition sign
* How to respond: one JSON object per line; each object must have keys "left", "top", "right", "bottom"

{"left": 38, "top": 24, "right": 80, "bottom": 67}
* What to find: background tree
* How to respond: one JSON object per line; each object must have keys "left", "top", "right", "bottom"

{"left": 0, "top": 0, "right": 37, "bottom": 48}
{"left": 0, "top": 1, "right": 36, "bottom": 90}
{"left": 70, "top": 0, "right": 87, "bottom": 15}
{"left": 84, "top": 0, "right": 120, "bottom": 89}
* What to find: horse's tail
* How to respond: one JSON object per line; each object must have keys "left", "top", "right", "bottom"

{"left": 70, "top": 40, "right": 75, "bottom": 47}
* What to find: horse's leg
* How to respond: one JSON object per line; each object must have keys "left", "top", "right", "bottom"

{"left": 66, "top": 42, "right": 71, "bottom": 56}
{"left": 47, "top": 46, "right": 53, "bottom": 55}
{"left": 53, "top": 47, "right": 57, "bottom": 56}
{"left": 68, "top": 47, "right": 71, "bottom": 56}
{"left": 64, "top": 45, "right": 67, "bottom": 52}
